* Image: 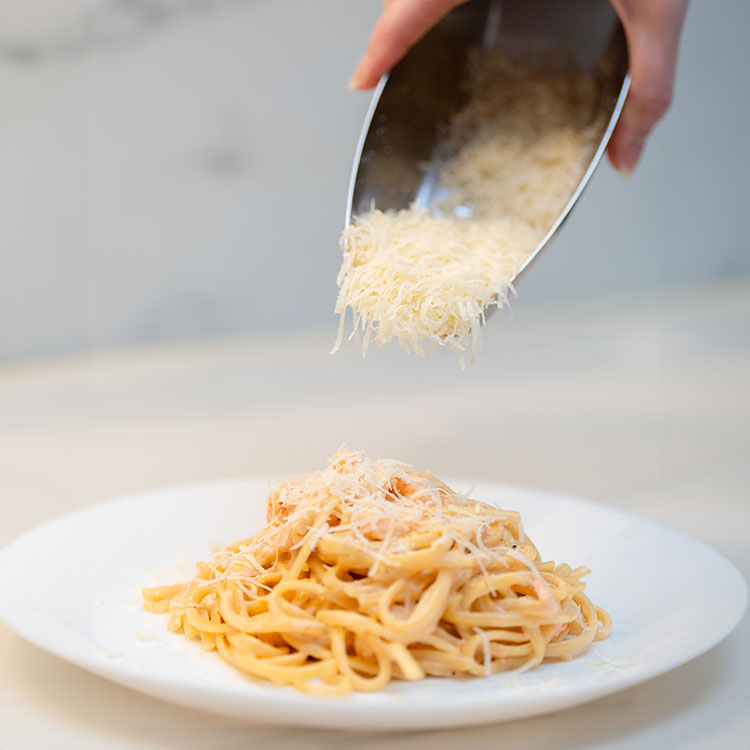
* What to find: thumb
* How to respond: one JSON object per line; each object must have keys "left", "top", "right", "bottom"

{"left": 608, "top": 0, "right": 688, "bottom": 174}
{"left": 350, "top": 0, "right": 466, "bottom": 90}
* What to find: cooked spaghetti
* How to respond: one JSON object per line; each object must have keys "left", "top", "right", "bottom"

{"left": 143, "top": 449, "right": 611, "bottom": 694}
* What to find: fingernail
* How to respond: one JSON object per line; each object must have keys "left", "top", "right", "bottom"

{"left": 621, "top": 140, "right": 643, "bottom": 175}
{"left": 348, "top": 68, "right": 366, "bottom": 90}
{"left": 620, "top": 163, "right": 633, "bottom": 178}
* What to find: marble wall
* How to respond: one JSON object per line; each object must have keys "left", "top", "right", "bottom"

{"left": 1, "top": 0, "right": 748, "bottom": 359}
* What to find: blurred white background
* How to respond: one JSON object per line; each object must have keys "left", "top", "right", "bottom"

{"left": 0, "top": 0, "right": 748, "bottom": 360}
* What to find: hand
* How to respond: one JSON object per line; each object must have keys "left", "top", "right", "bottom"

{"left": 349, "top": 0, "right": 689, "bottom": 174}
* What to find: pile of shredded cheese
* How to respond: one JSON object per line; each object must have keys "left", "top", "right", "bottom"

{"left": 263, "top": 447, "right": 525, "bottom": 562}
{"left": 334, "top": 54, "right": 606, "bottom": 362}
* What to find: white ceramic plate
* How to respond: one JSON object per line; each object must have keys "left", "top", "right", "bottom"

{"left": 0, "top": 480, "right": 745, "bottom": 730}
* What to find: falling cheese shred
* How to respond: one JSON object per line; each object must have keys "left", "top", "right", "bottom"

{"left": 334, "top": 53, "right": 607, "bottom": 362}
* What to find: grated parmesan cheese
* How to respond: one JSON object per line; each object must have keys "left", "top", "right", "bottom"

{"left": 334, "top": 53, "right": 606, "bottom": 362}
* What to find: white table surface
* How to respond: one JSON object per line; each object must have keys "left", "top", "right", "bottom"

{"left": 1, "top": 282, "right": 748, "bottom": 749}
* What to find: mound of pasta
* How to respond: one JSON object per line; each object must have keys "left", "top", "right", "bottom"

{"left": 143, "top": 449, "right": 611, "bottom": 694}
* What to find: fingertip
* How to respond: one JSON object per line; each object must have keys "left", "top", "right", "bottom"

{"left": 348, "top": 75, "right": 378, "bottom": 91}
{"left": 348, "top": 66, "right": 375, "bottom": 90}
{"left": 607, "top": 118, "right": 643, "bottom": 177}
{"left": 608, "top": 147, "right": 638, "bottom": 177}
{"left": 620, "top": 140, "right": 643, "bottom": 175}
{"left": 607, "top": 146, "right": 622, "bottom": 174}
{"left": 607, "top": 133, "right": 626, "bottom": 176}
{"left": 349, "top": 55, "right": 380, "bottom": 90}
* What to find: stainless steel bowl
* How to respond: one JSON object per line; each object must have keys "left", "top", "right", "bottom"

{"left": 345, "top": 0, "right": 630, "bottom": 288}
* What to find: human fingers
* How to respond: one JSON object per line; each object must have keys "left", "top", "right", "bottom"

{"left": 350, "top": 0, "right": 467, "bottom": 90}
{"left": 608, "top": 0, "right": 689, "bottom": 174}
